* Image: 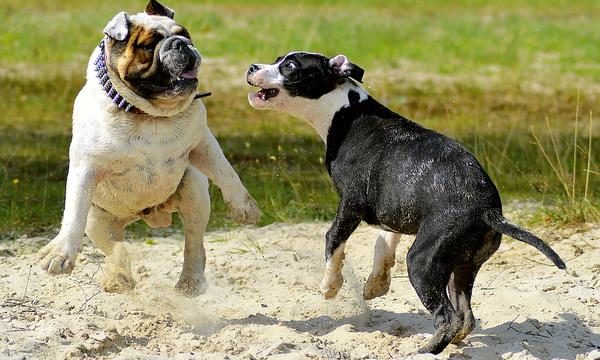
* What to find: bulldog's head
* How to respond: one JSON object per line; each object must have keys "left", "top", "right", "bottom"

{"left": 101, "top": 0, "right": 201, "bottom": 116}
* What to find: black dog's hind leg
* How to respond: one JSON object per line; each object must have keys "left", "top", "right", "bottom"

{"left": 447, "top": 264, "right": 478, "bottom": 345}
{"left": 320, "top": 200, "right": 362, "bottom": 299}
{"left": 448, "top": 230, "right": 501, "bottom": 344}
{"left": 407, "top": 225, "right": 464, "bottom": 355}
{"left": 363, "top": 231, "right": 401, "bottom": 300}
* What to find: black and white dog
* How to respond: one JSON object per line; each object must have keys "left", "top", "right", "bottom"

{"left": 246, "top": 52, "right": 566, "bottom": 354}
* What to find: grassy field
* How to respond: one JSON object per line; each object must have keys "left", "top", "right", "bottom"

{"left": 0, "top": 0, "right": 598, "bottom": 238}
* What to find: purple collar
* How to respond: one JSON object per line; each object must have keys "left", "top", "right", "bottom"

{"left": 93, "top": 38, "right": 144, "bottom": 114}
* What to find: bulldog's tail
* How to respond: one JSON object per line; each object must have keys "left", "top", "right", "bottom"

{"left": 482, "top": 209, "right": 566, "bottom": 269}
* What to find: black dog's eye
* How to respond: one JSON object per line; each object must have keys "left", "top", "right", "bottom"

{"left": 283, "top": 61, "right": 297, "bottom": 70}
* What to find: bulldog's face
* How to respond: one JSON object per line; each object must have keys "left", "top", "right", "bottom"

{"left": 103, "top": 0, "right": 200, "bottom": 110}
{"left": 245, "top": 51, "right": 364, "bottom": 112}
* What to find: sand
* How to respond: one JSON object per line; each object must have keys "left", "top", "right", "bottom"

{"left": 0, "top": 217, "right": 599, "bottom": 360}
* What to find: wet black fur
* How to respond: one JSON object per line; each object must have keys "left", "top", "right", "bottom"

{"left": 275, "top": 52, "right": 364, "bottom": 99}
{"left": 273, "top": 53, "right": 566, "bottom": 355}
{"left": 278, "top": 53, "right": 341, "bottom": 99}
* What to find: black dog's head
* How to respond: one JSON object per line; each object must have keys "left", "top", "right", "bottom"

{"left": 246, "top": 52, "right": 364, "bottom": 111}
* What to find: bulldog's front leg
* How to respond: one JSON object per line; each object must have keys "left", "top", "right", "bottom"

{"left": 190, "top": 129, "right": 261, "bottom": 224}
{"left": 38, "top": 164, "right": 98, "bottom": 274}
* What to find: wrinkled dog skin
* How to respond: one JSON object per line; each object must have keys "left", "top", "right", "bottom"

{"left": 37, "top": 0, "right": 261, "bottom": 297}
{"left": 246, "top": 52, "right": 565, "bottom": 354}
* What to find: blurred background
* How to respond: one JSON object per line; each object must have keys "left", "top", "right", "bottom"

{"left": 0, "top": 0, "right": 598, "bottom": 239}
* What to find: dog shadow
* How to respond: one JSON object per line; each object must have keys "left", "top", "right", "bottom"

{"left": 224, "top": 309, "right": 430, "bottom": 336}
{"left": 461, "top": 312, "right": 600, "bottom": 360}
{"left": 200, "top": 310, "right": 598, "bottom": 359}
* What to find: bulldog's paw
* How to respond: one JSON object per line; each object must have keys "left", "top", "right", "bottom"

{"left": 320, "top": 272, "right": 344, "bottom": 300}
{"left": 227, "top": 193, "right": 261, "bottom": 225}
{"left": 101, "top": 272, "right": 136, "bottom": 294}
{"left": 37, "top": 238, "right": 81, "bottom": 275}
{"left": 175, "top": 274, "right": 208, "bottom": 298}
{"left": 363, "top": 270, "right": 392, "bottom": 300}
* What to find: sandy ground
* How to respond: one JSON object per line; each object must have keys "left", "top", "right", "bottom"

{"left": 1, "top": 217, "right": 599, "bottom": 360}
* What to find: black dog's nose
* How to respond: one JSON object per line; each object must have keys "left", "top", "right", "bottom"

{"left": 248, "top": 64, "right": 260, "bottom": 74}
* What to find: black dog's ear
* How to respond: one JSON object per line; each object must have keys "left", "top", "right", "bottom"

{"left": 104, "top": 12, "right": 130, "bottom": 41}
{"left": 146, "top": 0, "right": 175, "bottom": 19}
{"left": 329, "top": 55, "right": 364, "bottom": 83}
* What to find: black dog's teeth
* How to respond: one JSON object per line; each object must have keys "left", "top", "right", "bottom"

{"left": 259, "top": 88, "right": 279, "bottom": 100}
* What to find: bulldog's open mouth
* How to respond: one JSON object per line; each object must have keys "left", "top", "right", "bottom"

{"left": 254, "top": 88, "right": 280, "bottom": 101}
{"left": 132, "top": 65, "right": 198, "bottom": 96}
{"left": 177, "top": 68, "right": 198, "bottom": 81}
{"left": 137, "top": 76, "right": 197, "bottom": 93}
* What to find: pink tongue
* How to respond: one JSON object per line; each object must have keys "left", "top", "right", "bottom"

{"left": 180, "top": 69, "right": 198, "bottom": 79}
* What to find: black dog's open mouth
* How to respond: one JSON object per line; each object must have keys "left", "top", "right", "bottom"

{"left": 256, "top": 88, "right": 279, "bottom": 101}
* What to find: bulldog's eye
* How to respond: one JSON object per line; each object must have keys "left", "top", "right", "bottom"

{"left": 142, "top": 43, "right": 155, "bottom": 52}
{"left": 138, "top": 37, "right": 161, "bottom": 52}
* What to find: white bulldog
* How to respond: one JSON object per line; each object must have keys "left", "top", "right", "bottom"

{"left": 37, "top": 0, "right": 261, "bottom": 297}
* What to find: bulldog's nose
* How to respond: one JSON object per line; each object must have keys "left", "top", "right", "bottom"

{"left": 170, "top": 37, "right": 190, "bottom": 50}
{"left": 248, "top": 64, "right": 260, "bottom": 74}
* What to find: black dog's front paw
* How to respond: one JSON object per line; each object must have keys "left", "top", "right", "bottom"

{"left": 320, "top": 272, "right": 344, "bottom": 299}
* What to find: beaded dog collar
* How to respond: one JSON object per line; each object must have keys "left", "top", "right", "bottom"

{"left": 94, "top": 39, "right": 143, "bottom": 113}
{"left": 93, "top": 38, "right": 211, "bottom": 115}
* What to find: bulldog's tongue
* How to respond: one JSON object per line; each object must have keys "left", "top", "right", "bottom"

{"left": 180, "top": 68, "right": 198, "bottom": 79}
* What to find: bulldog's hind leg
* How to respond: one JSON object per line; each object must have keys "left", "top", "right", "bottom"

{"left": 363, "top": 231, "right": 401, "bottom": 300}
{"left": 174, "top": 168, "right": 210, "bottom": 297}
{"left": 85, "top": 206, "right": 135, "bottom": 293}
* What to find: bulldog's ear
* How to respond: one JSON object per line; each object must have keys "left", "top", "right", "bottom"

{"left": 146, "top": 0, "right": 175, "bottom": 19}
{"left": 104, "top": 12, "right": 130, "bottom": 41}
{"left": 329, "top": 55, "right": 364, "bottom": 83}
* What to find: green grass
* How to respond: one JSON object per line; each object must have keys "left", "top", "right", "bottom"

{"left": 0, "top": 0, "right": 598, "bottom": 238}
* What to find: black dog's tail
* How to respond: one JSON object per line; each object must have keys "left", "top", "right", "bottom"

{"left": 482, "top": 209, "right": 566, "bottom": 269}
